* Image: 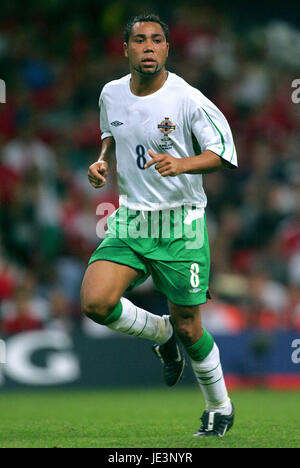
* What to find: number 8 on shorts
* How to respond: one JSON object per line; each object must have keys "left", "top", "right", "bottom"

{"left": 190, "top": 263, "right": 200, "bottom": 288}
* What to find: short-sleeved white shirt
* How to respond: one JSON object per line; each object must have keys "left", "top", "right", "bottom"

{"left": 99, "top": 71, "right": 237, "bottom": 211}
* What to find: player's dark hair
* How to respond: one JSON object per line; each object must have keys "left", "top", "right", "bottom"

{"left": 123, "top": 14, "right": 169, "bottom": 43}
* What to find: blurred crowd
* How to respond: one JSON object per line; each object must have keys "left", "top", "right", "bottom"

{"left": 0, "top": 1, "right": 300, "bottom": 337}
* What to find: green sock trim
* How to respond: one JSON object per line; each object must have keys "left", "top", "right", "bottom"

{"left": 102, "top": 301, "right": 123, "bottom": 325}
{"left": 87, "top": 301, "right": 123, "bottom": 325}
{"left": 185, "top": 328, "right": 214, "bottom": 361}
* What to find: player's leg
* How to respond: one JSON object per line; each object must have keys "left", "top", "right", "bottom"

{"left": 81, "top": 260, "right": 172, "bottom": 343}
{"left": 168, "top": 300, "right": 234, "bottom": 437}
{"left": 168, "top": 301, "right": 230, "bottom": 407}
{"left": 148, "top": 254, "right": 234, "bottom": 436}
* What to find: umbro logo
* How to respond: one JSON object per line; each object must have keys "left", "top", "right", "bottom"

{"left": 111, "top": 121, "right": 124, "bottom": 127}
{"left": 189, "top": 288, "right": 202, "bottom": 293}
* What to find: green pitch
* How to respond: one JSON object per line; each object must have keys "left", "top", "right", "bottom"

{"left": 0, "top": 388, "right": 299, "bottom": 448}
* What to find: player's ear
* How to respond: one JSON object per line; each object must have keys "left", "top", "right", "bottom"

{"left": 123, "top": 42, "right": 128, "bottom": 58}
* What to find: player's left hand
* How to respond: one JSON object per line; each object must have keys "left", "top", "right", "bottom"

{"left": 144, "top": 150, "right": 183, "bottom": 177}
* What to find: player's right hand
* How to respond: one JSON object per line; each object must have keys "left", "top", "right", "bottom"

{"left": 88, "top": 161, "right": 108, "bottom": 188}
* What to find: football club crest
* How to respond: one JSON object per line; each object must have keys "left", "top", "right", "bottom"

{"left": 157, "top": 117, "right": 176, "bottom": 136}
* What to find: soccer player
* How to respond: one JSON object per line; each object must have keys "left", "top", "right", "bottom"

{"left": 81, "top": 14, "right": 237, "bottom": 437}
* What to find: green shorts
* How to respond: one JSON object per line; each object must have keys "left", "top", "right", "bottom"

{"left": 88, "top": 205, "right": 210, "bottom": 306}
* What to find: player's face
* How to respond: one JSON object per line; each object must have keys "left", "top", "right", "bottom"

{"left": 124, "top": 22, "right": 169, "bottom": 77}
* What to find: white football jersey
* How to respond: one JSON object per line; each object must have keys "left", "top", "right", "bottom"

{"left": 99, "top": 72, "right": 237, "bottom": 210}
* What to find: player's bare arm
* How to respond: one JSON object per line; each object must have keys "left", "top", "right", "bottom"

{"left": 88, "top": 136, "right": 115, "bottom": 188}
{"left": 144, "top": 149, "right": 228, "bottom": 177}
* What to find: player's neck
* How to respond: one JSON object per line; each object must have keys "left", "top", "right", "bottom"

{"left": 130, "top": 69, "right": 168, "bottom": 97}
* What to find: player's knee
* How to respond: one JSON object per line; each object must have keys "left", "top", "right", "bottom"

{"left": 81, "top": 291, "right": 119, "bottom": 321}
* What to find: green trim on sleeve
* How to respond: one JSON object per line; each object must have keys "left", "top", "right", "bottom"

{"left": 229, "top": 143, "right": 236, "bottom": 163}
{"left": 201, "top": 107, "right": 226, "bottom": 157}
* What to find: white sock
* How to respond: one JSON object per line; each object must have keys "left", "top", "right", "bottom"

{"left": 106, "top": 297, "right": 173, "bottom": 344}
{"left": 191, "top": 343, "right": 232, "bottom": 414}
